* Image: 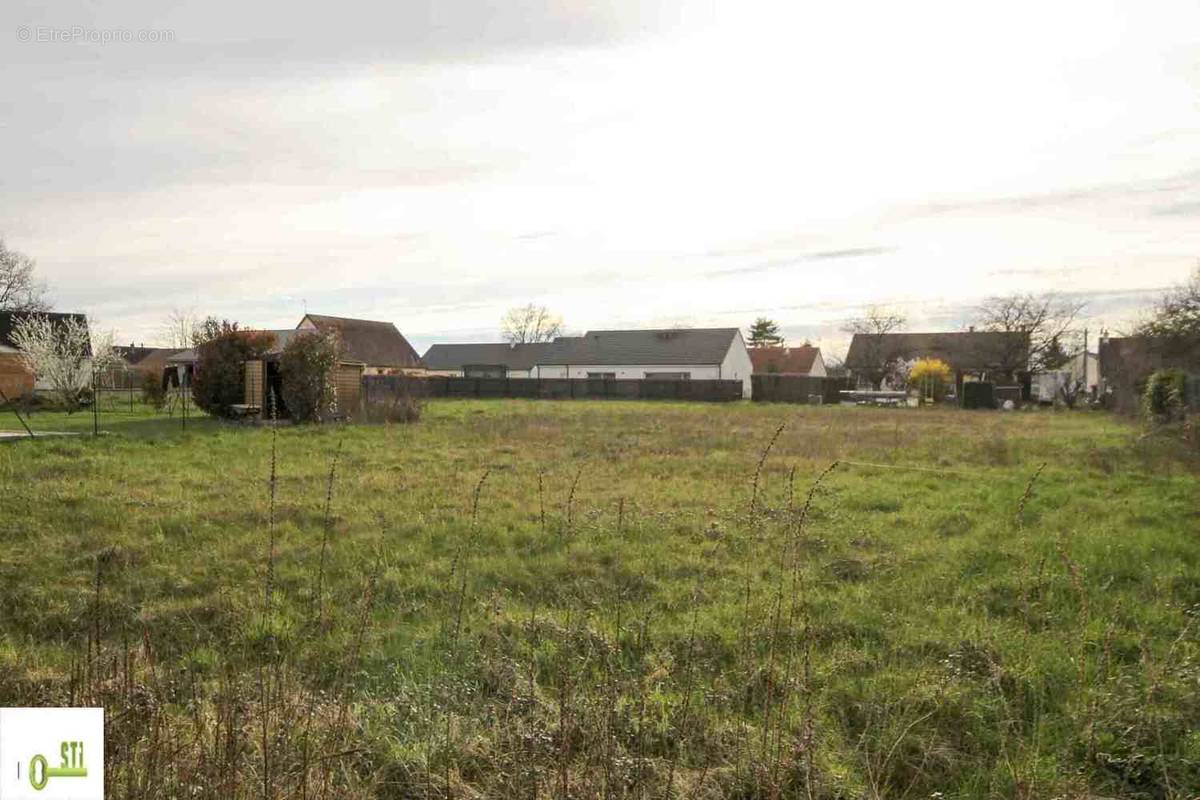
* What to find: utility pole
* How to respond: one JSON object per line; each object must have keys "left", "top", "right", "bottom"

{"left": 1082, "top": 327, "right": 1089, "bottom": 391}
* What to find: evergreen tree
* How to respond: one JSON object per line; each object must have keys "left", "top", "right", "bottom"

{"left": 747, "top": 317, "right": 784, "bottom": 348}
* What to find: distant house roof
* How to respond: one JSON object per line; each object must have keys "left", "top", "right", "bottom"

{"left": 422, "top": 341, "right": 555, "bottom": 371}
{"left": 538, "top": 328, "right": 742, "bottom": 366}
{"left": 166, "top": 330, "right": 300, "bottom": 365}
{"left": 0, "top": 311, "right": 91, "bottom": 354}
{"left": 749, "top": 345, "right": 822, "bottom": 375}
{"left": 425, "top": 328, "right": 742, "bottom": 371}
{"left": 114, "top": 345, "right": 183, "bottom": 366}
{"left": 299, "top": 314, "right": 422, "bottom": 368}
{"left": 845, "top": 330, "right": 1029, "bottom": 373}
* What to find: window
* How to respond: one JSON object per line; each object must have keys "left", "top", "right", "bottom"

{"left": 644, "top": 371, "right": 691, "bottom": 381}
{"left": 587, "top": 372, "right": 616, "bottom": 380}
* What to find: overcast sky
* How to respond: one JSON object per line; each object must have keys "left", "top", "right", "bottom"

{"left": 3, "top": 0, "right": 1198, "bottom": 356}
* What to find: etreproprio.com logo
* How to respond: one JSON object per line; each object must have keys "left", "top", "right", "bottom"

{"left": 15, "top": 26, "right": 175, "bottom": 44}
{"left": 0, "top": 708, "right": 104, "bottom": 799}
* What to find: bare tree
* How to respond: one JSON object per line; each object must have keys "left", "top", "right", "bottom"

{"left": 1058, "top": 377, "right": 1085, "bottom": 409}
{"left": 501, "top": 304, "right": 563, "bottom": 344}
{"left": 11, "top": 315, "right": 119, "bottom": 410}
{"left": 843, "top": 306, "right": 906, "bottom": 388}
{"left": 0, "top": 237, "right": 49, "bottom": 312}
{"left": 161, "top": 308, "right": 201, "bottom": 348}
{"left": 1136, "top": 264, "right": 1200, "bottom": 354}
{"left": 974, "top": 293, "right": 1085, "bottom": 372}
{"left": 823, "top": 353, "right": 849, "bottom": 378}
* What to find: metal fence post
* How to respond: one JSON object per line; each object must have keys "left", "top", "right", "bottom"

{"left": 92, "top": 365, "right": 99, "bottom": 437}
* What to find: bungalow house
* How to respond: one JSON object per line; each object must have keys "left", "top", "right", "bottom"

{"left": 0, "top": 310, "right": 91, "bottom": 400}
{"left": 424, "top": 328, "right": 754, "bottom": 398}
{"left": 845, "top": 330, "right": 1030, "bottom": 391}
{"left": 749, "top": 345, "right": 826, "bottom": 377}
{"left": 422, "top": 341, "right": 556, "bottom": 378}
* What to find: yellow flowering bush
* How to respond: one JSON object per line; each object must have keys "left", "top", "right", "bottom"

{"left": 909, "top": 357, "right": 952, "bottom": 401}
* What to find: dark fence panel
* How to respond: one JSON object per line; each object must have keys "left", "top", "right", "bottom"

{"left": 361, "top": 375, "right": 744, "bottom": 405}
{"left": 752, "top": 374, "right": 850, "bottom": 404}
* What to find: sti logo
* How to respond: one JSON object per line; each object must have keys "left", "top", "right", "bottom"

{"left": 28, "top": 740, "right": 89, "bottom": 791}
{"left": 0, "top": 708, "right": 104, "bottom": 800}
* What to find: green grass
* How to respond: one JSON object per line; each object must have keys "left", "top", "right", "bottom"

{"left": 1, "top": 400, "right": 1198, "bottom": 799}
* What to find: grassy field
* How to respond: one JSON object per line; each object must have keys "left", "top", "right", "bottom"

{"left": 1, "top": 399, "right": 1198, "bottom": 799}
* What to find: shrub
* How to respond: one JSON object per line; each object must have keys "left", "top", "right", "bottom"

{"left": 908, "top": 358, "right": 952, "bottom": 401}
{"left": 1142, "top": 368, "right": 1188, "bottom": 423}
{"left": 280, "top": 331, "right": 340, "bottom": 423}
{"left": 141, "top": 371, "right": 166, "bottom": 410}
{"left": 190, "top": 319, "right": 275, "bottom": 419}
{"left": 357, "top": 394, "right": 423, "bottom": 425}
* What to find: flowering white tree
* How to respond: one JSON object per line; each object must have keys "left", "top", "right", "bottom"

{"left": 10, "top": 314, "right": 119, "bottom": 410}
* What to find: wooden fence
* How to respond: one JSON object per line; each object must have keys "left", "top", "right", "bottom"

{"left": 362, "top": 375, "right": 745, "bottom": 404}
{"left": 751, "top": 375, "right": 851, "bottom": 404}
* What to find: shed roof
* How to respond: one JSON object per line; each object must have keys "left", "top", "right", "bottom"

{"left": 299, "top": 314, "right": 422, "bottom": 368}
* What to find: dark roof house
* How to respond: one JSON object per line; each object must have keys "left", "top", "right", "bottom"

{"left": 0, "top": 311, "right": 90, "bottom": 351}
{"left": 845, "top": 330, "right": 1029, "bottom": 375}
{"left": 423, "top": 341, "right": 556, "bottom": 373}
{"left": 425, "top": 329, "right": 747, "bottom": 372}
{"left": 537, "top": 328, "right": 743, "bottom": 366}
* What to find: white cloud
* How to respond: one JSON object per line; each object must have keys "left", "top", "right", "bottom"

{"left": 1, "top": 0, "right": 1198, "bottom": 355}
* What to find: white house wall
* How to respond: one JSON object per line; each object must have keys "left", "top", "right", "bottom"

{"left": 719, "top": 332, "right": 754, "bottom": 398}
{"left": 531, "top": 360, "right": 752, "bottom": 398}
{"left": 809, "top": 352, "right": 828, "bottom": 378}
{"left": 33, "top": 359, "right": 95, "bottom": 392}
{"left": 532, "top": 364, "right": 723, "bottom": 381}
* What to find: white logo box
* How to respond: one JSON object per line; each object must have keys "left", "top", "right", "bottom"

{"left": 0, "top": 708, "right": 104, "bottom": 800}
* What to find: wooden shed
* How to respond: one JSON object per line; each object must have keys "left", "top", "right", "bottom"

{"left": 240, "top": 331, "right": 365, "bottom": 418}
